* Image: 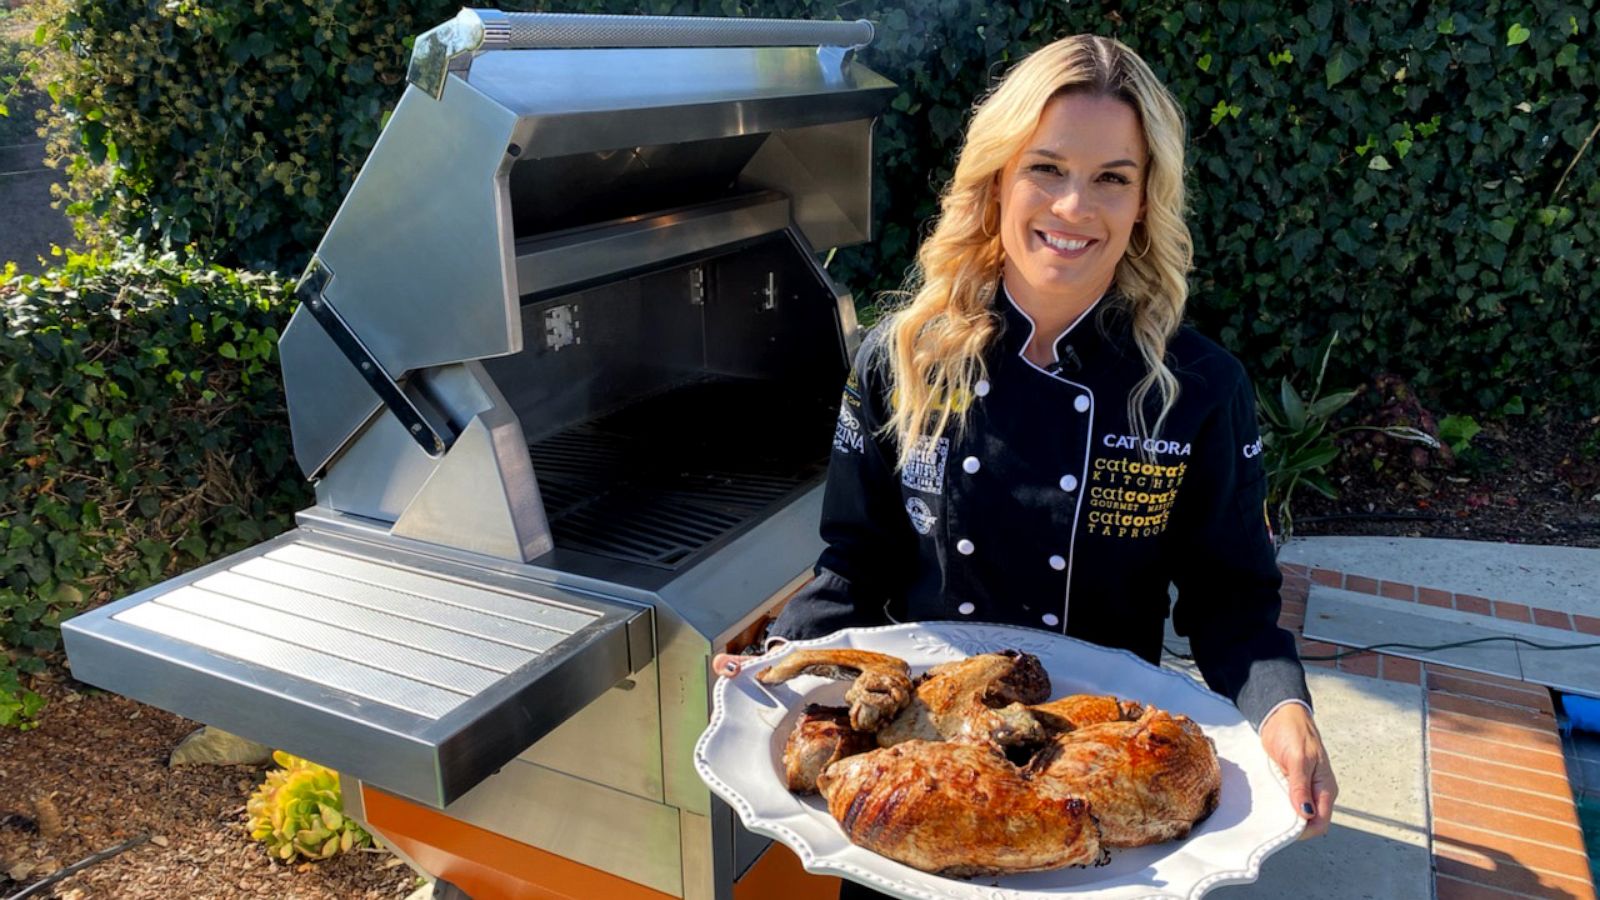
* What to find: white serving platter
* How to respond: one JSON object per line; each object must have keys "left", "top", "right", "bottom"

{"left": 694, "top": 621, "right": 1304, "bottom": 900}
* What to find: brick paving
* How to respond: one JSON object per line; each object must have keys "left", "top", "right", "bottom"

{"left": 1288, "top": 563, "right": 1593, "bottom": 635}
{"left": 1278, "top": 563, "right": 1598, "bottom": 900}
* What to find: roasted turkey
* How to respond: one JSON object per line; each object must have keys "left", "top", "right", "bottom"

{"left": 1028, "top": 706, "right": 1222, "bottom": 847}
{"left": 816, "top": 739, "right": 1107, "bottom": 876}
{"left": 757, "top": 649, "right": 914, "bottom": 732}
{"left": 1030, "top": 693, "right": 1146, "bottom": 733}
{"left": 767, "top": 646, "right": 1223, "bottom": 877}
{"left": 782, "top": 704, "right": 878, "bottom": 793}
{"left": 874, "top": 650, "right": 1052, "bottom": 748}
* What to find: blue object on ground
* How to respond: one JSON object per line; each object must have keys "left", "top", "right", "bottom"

{"left": 1564, "top": 693, "right": 1600, "bottom": 735}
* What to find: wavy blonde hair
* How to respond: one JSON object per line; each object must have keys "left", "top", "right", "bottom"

{"left": 880, "top": 35, "right": 1193, "bottom": 468}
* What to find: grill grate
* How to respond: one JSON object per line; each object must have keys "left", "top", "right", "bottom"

{"left": 527, "top": 378, "right": 832, "bottom": 568}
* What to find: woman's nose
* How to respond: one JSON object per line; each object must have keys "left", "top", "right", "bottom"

{"left": 1052, "top": 180, "right": 1094, "bottom": 220}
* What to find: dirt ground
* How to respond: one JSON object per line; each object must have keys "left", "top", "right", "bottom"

{"left": 1295, "top": 410, "right": 1600, "bottom": 548}
{"left": 0, "top": 674, "right": 420, "bottom": 899}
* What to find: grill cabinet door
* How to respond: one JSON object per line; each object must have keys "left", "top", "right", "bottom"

{"left": 62, "top": 529, "right": 649, "bottom": 808}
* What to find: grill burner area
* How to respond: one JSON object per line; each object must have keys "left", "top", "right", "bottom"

{"left": 527, "top": 377, "right": 835, "bottom": 568}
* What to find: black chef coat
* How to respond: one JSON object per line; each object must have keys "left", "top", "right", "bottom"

{"left": 768, "top": 285, "right": 1311, "bottom": 728}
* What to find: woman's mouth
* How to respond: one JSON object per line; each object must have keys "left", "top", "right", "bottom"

{"left": 1036, "top": 231, "right": 1097, "bottom": 258}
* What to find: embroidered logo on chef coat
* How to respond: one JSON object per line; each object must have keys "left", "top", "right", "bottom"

{"left": 832, "top": 405, "right": 864, "bottom": 455}
{"left": 1242, "top": 437, "right": 1263, "bottom": 459}
{"left": 1087, "top": 456, "right": 1187, "bottom": 540}
{"left": 905, "top": 497, "right": 937, "bottom": 535}
{"left": 900, "top": 436, "right": 949, "bottom": 494}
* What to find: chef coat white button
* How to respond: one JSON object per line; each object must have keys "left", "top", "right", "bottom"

{"left": 975, "top": 379, "right": 991, "bottom": 398}
{"left": 958, "top": 602, "right": 976, "bottom": 616}
{"left": 1074, "top": 394, "right": 1090, "bottom": 413}
{"left": 1059, "top": 474, "right": 1079, "bottom": 492}
{"left": 956, "top": 538, "right": 975, "bottom": 555}
{"left": 1048, "top": 554, "right": 1066, "bottom": 571}
{"left": 962, "top": 456, "right": 981, "bottom": 474}
{"left": 1042, "top": 613, "right": 1061, "bottom": 627}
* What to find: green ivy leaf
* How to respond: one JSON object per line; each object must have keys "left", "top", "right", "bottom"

{"left": 1437, "top": 16, "right": 1456, "bottom": 34}
{"left": 1368, "top": 155, "right": 1393, "bottom": 171}
{"left": 1197, "top": 53, "right": 1212, "bottom": 72}
{"left": 1505, "top": 23, "right": 1530, "bottom": 46}
{"left": 1324, "top": 47, "right": 1359, "bottom": 87}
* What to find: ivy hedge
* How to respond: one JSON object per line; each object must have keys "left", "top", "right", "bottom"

{"left": 25, "top": 0, "right": 1600, "bottom": 418}
{"left": 0, "top": 248, "right": 308, "bottom": 726}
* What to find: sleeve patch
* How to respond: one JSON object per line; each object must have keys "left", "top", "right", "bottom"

{"left": 832, "top": 404, "right": 865, "bottom": 454}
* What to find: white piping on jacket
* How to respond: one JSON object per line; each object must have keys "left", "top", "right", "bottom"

{"left": 1000, "top": 284, "right": 1102, "bottom": 635}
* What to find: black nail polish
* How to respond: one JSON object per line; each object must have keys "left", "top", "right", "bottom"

{"left": 1301, "top": 802, "right": 1315, "bottom": 816}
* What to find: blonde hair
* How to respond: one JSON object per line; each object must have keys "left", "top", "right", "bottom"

{"left": 879, "top": 35, "right": 1193, "bottom": 468}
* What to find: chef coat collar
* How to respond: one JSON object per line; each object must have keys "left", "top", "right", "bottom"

{"left": 996, "top": 280, "right": 1111, "bottom": 366}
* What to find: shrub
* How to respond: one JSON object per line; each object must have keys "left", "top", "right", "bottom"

{"left": 27, "top": 0, "right": 460, "bottom": 269}
{"left": 25, "top": 0, "right": 1600, "bottom": 419}
{"left": 0, "top": 246, "right": 309, "bottom": 725}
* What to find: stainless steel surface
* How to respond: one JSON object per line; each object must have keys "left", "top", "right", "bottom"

{"left": 478, "top": 47, "right": 894, "bottom": 156}
{"left": 390, "top": 406, "right": 552, "bottom": 563}
{"left": 490, "top": 11, "right": 873, "bottom": 51}
{"left": 741, "top": 120, "right": 876, "bottom": 249}
{"left": 62, "top": 529, "right": 649, "bottom": 808}
{"left": 681, "top": 809, "right": 722, "bottom": 900}
{"left": 657, "top": 486, "right": 824, "bottom": 816}
{"left": 441, "top": 758, "right": 685, "bottom": 896}
{"left": 519, "top": 659, "right": 663, "bottom": 801}
{"left": 407, "top": 8, "right": 504, "bottom": 99}
{"left": 314, "top": 404, "right": 439, "bottom": 522}
{"left": 512, "top": 193, "right": 790, "bottom": 300}
{"left": 279, "top": 304, "right": 384, "bottom": 479}
{"left": 299, "top": 266, "right": 449, "bottom": 458}
{"left": 313, "top": 80, "right": 520, "bottom": 378}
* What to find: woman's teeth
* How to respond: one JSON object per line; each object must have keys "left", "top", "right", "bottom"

{"left": 1039, "top": 233, "right": 1092, "bottom": 252}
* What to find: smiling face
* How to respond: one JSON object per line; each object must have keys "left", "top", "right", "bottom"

{"left": 997, "top": 92, "right": 1148, "bottom": 321}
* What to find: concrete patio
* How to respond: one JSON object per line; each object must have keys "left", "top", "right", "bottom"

{"left": 1260, "top": 535, "right": 1600, "bottom": 900}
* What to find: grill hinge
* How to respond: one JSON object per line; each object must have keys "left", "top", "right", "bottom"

{"left": 296, "top": 259, "right": 451, "bottom": 459}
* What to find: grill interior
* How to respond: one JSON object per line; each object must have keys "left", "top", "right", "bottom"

{"left": 527, "top": 377, "right": 834, "bottom": 568}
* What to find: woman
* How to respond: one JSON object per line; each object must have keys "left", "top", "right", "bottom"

{"left": 715, "top": 33, "right": 1338, "bottom": 881}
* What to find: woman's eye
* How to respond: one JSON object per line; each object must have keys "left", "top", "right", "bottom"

{"left": 1029, "top": 163, "right": 1061, "bottom": 175}
{"left": 1099, "top": 173, "right": 1131, "bottom": 185}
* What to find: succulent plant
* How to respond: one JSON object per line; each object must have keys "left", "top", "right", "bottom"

{"left": 246, "top": 751, "right": 373, "bottom": 861}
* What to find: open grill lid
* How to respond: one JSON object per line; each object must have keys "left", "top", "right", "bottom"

{"left": 281, "top": 9, "right": 894, "bottom": 482}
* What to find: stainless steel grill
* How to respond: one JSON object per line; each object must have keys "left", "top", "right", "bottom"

{"left": 63, "top": 8, "right": 893, "bottom": 899}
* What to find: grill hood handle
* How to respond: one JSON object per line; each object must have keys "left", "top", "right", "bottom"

{"left": 409, "top": 8, "right": 875, "bottom": 98}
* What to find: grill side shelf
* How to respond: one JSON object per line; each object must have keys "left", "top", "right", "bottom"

{"left": 61, "top": 529, "right": 648, "bottom": 808}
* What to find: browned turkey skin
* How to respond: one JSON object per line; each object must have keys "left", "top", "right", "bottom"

{"left": 783, "top": 705, "right": 879, "bottom": 794}
{"left": 1028, "top": 706, "right": 1222, "bottom": 848}
{"left": 1030, "top": 693, "right": 1146, "bottom": 732}
{"left": 816, "top": 740, "right": 1108, "bottom": 877}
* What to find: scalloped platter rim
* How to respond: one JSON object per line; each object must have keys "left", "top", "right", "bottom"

{"left": 694, "top": 621, "right": 1304, "bottom": 900}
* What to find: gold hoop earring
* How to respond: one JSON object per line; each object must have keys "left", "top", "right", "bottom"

{"left": 1125, "top": 226, "right": 1152, "bottom": 261}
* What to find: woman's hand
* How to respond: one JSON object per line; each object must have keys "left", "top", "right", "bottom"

{"left": 712, "top": 653, "right": 755, "bottom": 678}
{"left": 1257, "top": 702, "right": 1338, "bottom": 839}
